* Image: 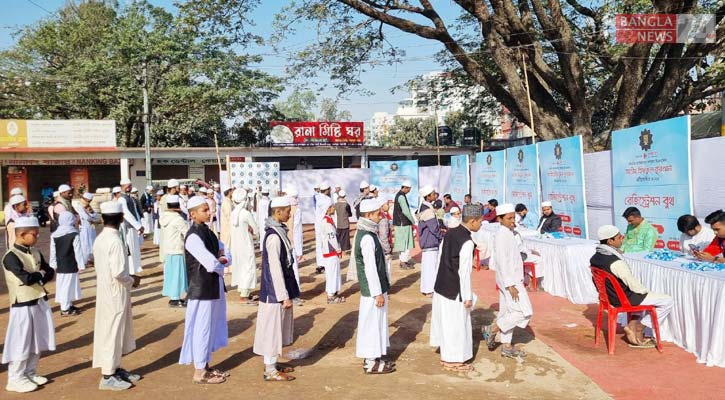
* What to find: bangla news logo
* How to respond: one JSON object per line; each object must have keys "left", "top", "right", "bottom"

{"left": 554, "top": 143, "right": 562, "bottom": 160}
{"left": 486, "top": 154, "right": 493, "bottom": 166}
{"left": 639, "top": 128, "right": 653, "bottom": 151}
{"left": 517, "top": 149, "right": 524, "bottom": 163}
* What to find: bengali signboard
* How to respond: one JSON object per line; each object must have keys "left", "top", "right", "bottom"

{"left": 369, "top": 160, "right": 419, "bottom": 209}
{"left": 0, "top": 119, "right": 116, "bottom": 150}
{"left": 505, "top": 144, "right": 541, "bottom": 224}
{"left": 449, "top": 154, "right": 470, "bottom": 204}
{"left": 227, "top": 161, "right": 281, "bottom": 195}
{"left": 612, "top": 116, "right": 692, "bottom": 251}
{"left": 472, "top": 150, "right": 505, "bottom": 204}
{"left": 538, "top": 136, "right": 588, "bottom": 238}
{"left": 269, "top": 121, "right": 364, "bottom": 146}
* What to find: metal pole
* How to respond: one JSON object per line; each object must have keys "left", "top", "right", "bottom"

{"left": 142, "top": 62, "right": 152, "bottom": 187}
{"left": 214, "top": 132, "right": 223, "bottom": 184}
{"left": 435, "top": 109, "right": 440, "bottom": 166}
{"left": 521, "top": 50, "right": 536, "bottom": 144}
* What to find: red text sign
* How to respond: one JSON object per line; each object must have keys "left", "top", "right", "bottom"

{"left": 270, "top": 121, "right": 364, "bottom": 146}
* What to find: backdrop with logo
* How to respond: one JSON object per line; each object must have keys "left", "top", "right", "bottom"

{"left": 505, "top": 144, "right": 541, "bottom": 224}
{"left": 612, "top": 115, "right": 692, "bottom": 251}
{"left": 227, "top": 161, "right": 281, "bottom": 195}
{"left": 449, "top": 154, "right": 470, "bottom": 204}
{"left": 472, "top": 150, "right": 506, "bottom": 205}
{"left": 369, "top": 160, "right": 419, "bottom": 209}
{"left": 538, "top": 135, "right": 588, "bottom": 238}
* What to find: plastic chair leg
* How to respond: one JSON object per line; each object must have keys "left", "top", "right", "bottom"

{"left": 594, "top": 305, "right": 603, "bottom": 347}
{"left": 531, "top": 264, "right": 537, "bottom": 291}
{"left": 649, "top": 308, "right": 663, "bottom": 353}
{"left": 607, "top": 311, "right": 617, "bottom": 355}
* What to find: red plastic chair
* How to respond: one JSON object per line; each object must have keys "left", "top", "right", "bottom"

{"left": 524, "top": 262, "right": 537, "bottom": 291}
{"left": 474, "top": 248, "right": 480, "bottom": 272}
{"left": 590, "top": 267, "right": 663, "bottom": 354}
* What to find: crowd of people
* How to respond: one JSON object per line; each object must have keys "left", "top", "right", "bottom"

{"left": 3, "top": 178, "right": 724, "bottom": 392}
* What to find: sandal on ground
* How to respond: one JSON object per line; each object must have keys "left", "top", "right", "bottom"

{"left": 193, "top": 371, "right": 226, "bottom": 384}
{"left": 363, "top": 360, "right": 395, "bottom": 374}
{"left": 441, "top": 362, "right": 474, "bottom": 372}
{"left": 207, "top": 368, "right": 230, "bottom": 378}
{"left": 264, "top": 371, "right": 295, "bottom": 381}
{"left": 627, "top": 338, "right": 656, "bottom": 349}
{"left": 327, "top": 296, "right": 345, "bottom": 304}
{"left": 275, "top": 365, "right": 295, "bottom": 373}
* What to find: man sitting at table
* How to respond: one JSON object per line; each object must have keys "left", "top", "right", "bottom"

{"left": 590, "top": 225, "right": 674, "bottom": 348}
{"left": 536, "top": 201, "right": 562, "bottom": 234}
{"left": 621, "top": 207, "right": 658, "bottom": 253}
{"left": 677, "top": 214, "right": 715, "bottom": 256}
{"left": 693, "top": 210, "right": 725, "bottom": 263}
{"left": 514, "top": 204, "right": 528, "bottom": 228}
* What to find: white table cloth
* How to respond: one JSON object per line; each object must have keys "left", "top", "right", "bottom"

{"left": 625, "top": 253, "right": 725, "bottom": 368}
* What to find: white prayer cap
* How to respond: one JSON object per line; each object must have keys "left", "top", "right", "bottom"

{"left": 419, "top": 185, "right": 435, "bottom": 198}
{"left": 9, "top": 195, "right": 25, "bottom": 206}
{"left": 232, "top": 188, "right": 247, "bottom": 203}
{"left": 156, "top": 189, "right": 164, "bottom": 195}
{"left": 10, "top": 188, "right": 23, "bottom": 196}
{"left": 167, "top": 179, "right": 179, "bottom": 188}
{"left": 14, "top": 216, "right": 39, "bottom": 228}
{"left": 112, "top": 186, "right": 122, "bottom": 194}
{"left": 100, "top": 201, "right": 122, "bottom": 214}
{"left": 271, "top": 196, "right": 291, "bottom": 208}
{"left": 167, "top": 195, "right": 180, "bottom": 204}
{"left": 338, "top": 190, "right": 346, "bottom": 198}
{"left": 360, "top": 198, "right": 384, "bottom": 213}
{"left": 359, "top": 180, "right": 369, "bottom": 189}
{"left": 187, "top": 196, "right": 207, "bottom": 210}
{"left": 450, "top": 206, "right": 460, "bottom": 214}
{"left": 213, "top": 183, "right": 220, "bottom": 189}
{"left": 541, "top": 201, "right": 553, "bottom": 208}
{"left": 319, "top": 182, "right": 330, "bottom": 190}
{"left": 285, "top": 187, "right": 298, "bottom": 197}
{"left": 189, "top": 186, "right": 196, "bottom": 192}
{"left": 222, "top": 184, "right": 232, "bottom": 193}
{"left": 317, "top": 195, "right": 333, "bottom": 210}
{"left": 401, "top": 180, "right": 412, "bottom": 188}
{"left": 131, "top": 187, "right": 139, "bottom": 193}
{"left": 120, "top": 178, "right": 132, "bottom": 186}
{"left": 313, "top": 182, "right": 320, "bottom": 189}
{"left": 53, "top": 191, "right": 59, "bottom": 198}
{"left": 597, "top": 225, "right": 620, "bottom": 241}
{"left": 58, "top": 184, "right": 72, "bottom": 193}
{"left": 180, "top": 184, "right": 187, "bottom": 190}
{"left": 82, "top": 192, "right": 94, "bottom": 201}
{"left": 496, "top": 203, "right": 515, "bottom": 215}
{"left": 146, "top": 185, "right": 153, "bottom": 191}
{"left": 199, "top": 187, "right": 208, "bottom": 194}
{"left": 369, "top": 184, "right": 377, "bottom": 192}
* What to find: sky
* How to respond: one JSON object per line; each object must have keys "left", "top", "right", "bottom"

{"left": 0, "top": 0, "right": 462, "bottom": 122}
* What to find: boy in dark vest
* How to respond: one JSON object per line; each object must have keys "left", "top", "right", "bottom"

{"left": 2, "top": 216, "right": 55, "bottom": 393}
{"left": 179, "top": 196, "right": 230, "bottom": 384}
{"left": 253, "top": 196, "right": 300, "bottom": 382}
{"left": 355, "top": 198, "right": 395, "bottom": 374}
{"left": 50, "top": 211, "right": 85, "bottom": 316}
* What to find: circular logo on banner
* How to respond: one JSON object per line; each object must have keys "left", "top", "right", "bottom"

{"left": 6, "top": 121, "right": 18, "bottom": 137}
{"left": 517, "top": 150, "right": 524, "bottom": 163}
{"left": 486, "top": 154, "right": 492, "bottom": 166}
{"left": 639, "top": 128, "right": 653, "bottom": 151}
{"left": 554, "top": 143, "right": 562, "bottom": 160}
{"left": 390, "top": 163, "right": 399, "bottom": 172}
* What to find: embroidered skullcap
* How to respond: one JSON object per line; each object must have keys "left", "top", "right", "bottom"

{"left": 359, "top": 198, "right": 384, "bottom": 213}
{"left": 450, "top": 206, "right": 460, "bottom": 214}
{"left": 187, "top": 196, "right": 207, "bottom": 210}
{"left": 285, "top": 187, "right": 298, "bottom": 197}
{"left": 58, "top": 184, "right": 72, "bottom": 193}
{"left": 131, "top": 187, "right": 139, "bottom": 193}
{"left": 82, "top": 192, "right": 94, "bottom": 201}
{"left": 495, "top": 203, "right": 515, "bottom": 215}
{"left": 338, "top": 190, "right": 346, "bottom": 198}
{"left": 156, "top": 189, "right": 164, "bottom": 195}
{"left": 541, "top": 201, "right": 553, "bottom": 208}
{"left": 419, "top": 185, "right": 435, "bottom": 198}
{"left": 462, "top": 204, "right": 483, "bottom": 218}
{"left": 232, "top": 188, "right": 247, "bottom": 204}
{"left": 112, "top": 186, "right": 122, "bottom": 194}
{"left": 167, "top": 195, "right": 180, "bottom": 204}
{"left": 167, "top": 179, "right": 179, "bottom": 188}
{"left": 369, "top": 184, "right": 377, "bottom": 192}
{"left": 10, "top": 188, "right": 22, "bottom": 196}
{"left": 14, "top": 216, "right": 39, "bottom": 228}
{"left": 597, "top": 225, "right": 620, "bottom": 241}
{"left": 271, "top": 196, "right": 291, "bottom": 208}
{"left": 9, "top": 195, "right": 25, "bottom": 206}
{"left": 359, "top": 180, "right": 369, "bottom": 189}
{"left": 119, "top": 178, "right": 132, "bottom": 186}
{"left": 100, "top": 201, "right": 122, "bottom": 214}
{"left": 319, "top": 182, "right": 330, "bottom": 190}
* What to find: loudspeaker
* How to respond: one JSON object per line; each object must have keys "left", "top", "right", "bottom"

{"left": 438, "top": 126, "right": 453, "bottom": 146}
{"left": 463, "top": 127, "right": 480, "bottom": 147}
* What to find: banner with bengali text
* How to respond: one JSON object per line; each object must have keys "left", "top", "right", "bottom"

{"left": 472, "top": 150, "right": 505, "bottom": 204}
{"left": 612, "top": 115, "right": 692, "bottom": 251}
{"left": 538, "top": 136, "right": 588, "bottom": 238}
{"left": 369, "top": 160, "right": 419, "bottom": 209}
{"left": 269, "top": 121, "right": 364, "bottom": 146}
{"left": 505, "top": 144, "right": 541, "bottom": 224}
{"left": 449, "top": 154, "right": 470, "bottom": 204}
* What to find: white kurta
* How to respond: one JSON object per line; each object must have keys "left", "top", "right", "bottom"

{"left": 256, "top": 197, "right": 270, "bottom": 251}
{"left": 355, "top": 235, "right": 389, "bottom": 359}
{"left": 2, "top": 299, "right": 55, "bottom": 364}
{"left": 420, "top": 249, "right": 439, "bottom": 294}
{"left": 230, "top": 205, "right": 258, "bottom": 292}
{"left": 117, "top": 196, "right": 143, "bottom": 274}
{"left": 49, "top": 232, "right": 85, "bottom": 309}
{"left": 430, "top": 240, "right": 475, "bottom": 363}
{"left": 291, "top": 204, "right": 303, "bottom": 286}
{"left": 92, "top": 228, "right": 136, "bottom": 375}
{"left": 491, "top": 225, "right": 532, "bottom": 342}
{"left": 319, "top": 215, "right": 341, "bottom": 296}
{"left": 73, "top": 203, "right": 97, "bottom": 264}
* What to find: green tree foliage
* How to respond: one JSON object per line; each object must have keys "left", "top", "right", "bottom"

{"left": 0, "top": 0, "right": 282, "bottom": 147}
{"left": 319, "top": 98, "right": 352, "bottom": 121}
{"left": 274, "top": 88, "right": 318, "bottom": 121}
{"left": 379, "top": 116, "right": 436, "bottom": 147}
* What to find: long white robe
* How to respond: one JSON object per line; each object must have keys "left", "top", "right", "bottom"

{"left": 92, "top": 227, "right": 136, "bottom": 375}
{"left": 319, "top": 215, "right": 341, "bottom": 296}
{"left": 355, "top": 235, "right": 389, "bottom": 359}
{"left": 430, "top": 239, "right": 476, "bottom": 362}
{"left": 230, "top": 204, "right": 258, "bottom": 293}
{"left": 313, "top": 193, "right": 323, "bottom": 267}
{"left": 290, "top": 203, "right": 303, "bottom": 286}
{"left": 117, "top": 196, "right": 143, "bottom": 274}
{"left": 2, "top": 300, "right": 55, "bottom": 364}
{"left": 49, "top": 232, "right": 85, "bottom": 310}
{"left": 491, "top": 225, "right": 532, "bottom": 342}
{"left": 73, "top": 202, "right": 96, "bottom": 264}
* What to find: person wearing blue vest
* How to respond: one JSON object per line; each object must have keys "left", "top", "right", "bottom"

{"left": 253, "top": 195, "right": 300, "bottom": 382}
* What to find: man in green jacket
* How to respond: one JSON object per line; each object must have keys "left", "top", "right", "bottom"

{"left": 621, "top": 207, "right": 658, "bottom": 253}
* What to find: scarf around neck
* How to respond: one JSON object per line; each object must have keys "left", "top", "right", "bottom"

{"left": 357, "top": 217, "right": 379, "bottom": 233}
{"left": 266, "top": 217, "right": 295, "bottom": 264}
{"left": 595, "top": 243, "right": 625, "bottom": 261}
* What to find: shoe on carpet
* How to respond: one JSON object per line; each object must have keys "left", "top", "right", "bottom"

{"left": 6, "top": 377, "right": 38, "bottom": 393}
{"left": 99, "top": 375, "right": 133, "bottom": 391}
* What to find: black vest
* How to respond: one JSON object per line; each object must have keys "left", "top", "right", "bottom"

{"left": 393, "top": 191, "right": 412, "bottom": 226}
{"left": 121, "top": 193, "right": 141, "bottom": 221}
{"left": 53, "top": 232, "right": 79, "bottom": 273}
{"left": 185, "top": 223, "right": 223, "bottom": 300}
{"left": 260, "top": 227, "right": 300, "bottom": 303}
{"left": 590, "top": 251, "right": 647, "bottom": 307}
{"left": 434, "top": 225, "right": 473, "bottom": 301}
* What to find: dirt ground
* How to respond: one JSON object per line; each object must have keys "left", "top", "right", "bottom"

{"left": 0, "top": 225, "right": 609, "bottom": 400}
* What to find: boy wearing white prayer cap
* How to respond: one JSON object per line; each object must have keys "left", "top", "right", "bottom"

{"left": 73, "top": 191, "right": 97, "bottom": 265}
{"left": 230, "top": 188, "right": 259, "bottom": 305}
{"left": 4, "top": 188, "right": 25, "bottom": 228}
{"left": 5, "top": 195, "right": 28, "bottom": 248}
{"left": 353, "top": 180, "right": 370, "bottom": 219}
{"left": 417, "top": 185, "right": 443, "bottom": 296}
{"left": 2, "top": 216, "right": 55, "bottom": 393}
{"left": 116, "top": 180, "right": 144, "bottom": 276}
{"left": 92, "top": 202, "right": 140, "bottom": 390}
{"left": 318, "top": 195, "right": 344, "bottom": 304}
{"left": 51, "top": 184, "right": 76, "bottom": 232}
{"left": 50, "top": 211, "right": 86, "bottom": 317}
{"left": 152, "top": 190, "right": 164, "bottom": 246}
{"left": 253, "top": 195, "right": 300, "bottom": 381}
{"left": 333, "top": 189, "right": 352, "bottom": 253}
{"left": 392, "top": 181, "right": 415, "bottom": 268}
{"left": 483, "top": 203, "right": 532, "bottom": 360}
{"left": 354, "top": 198, "right": 395, "bottom": 374}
